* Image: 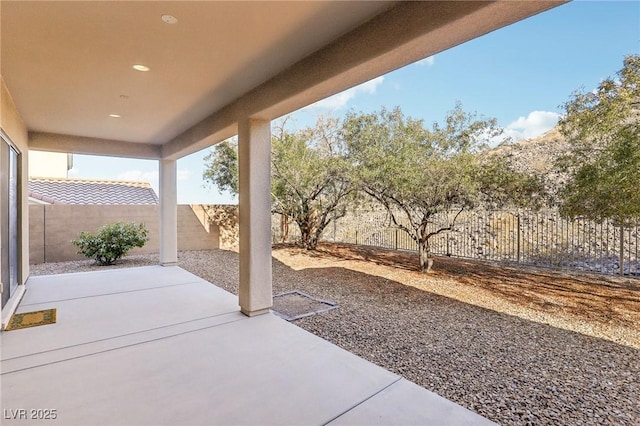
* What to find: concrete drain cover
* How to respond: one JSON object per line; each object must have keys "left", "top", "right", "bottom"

{"left": 272, "top": 290, "right": 338, "bottom": 321}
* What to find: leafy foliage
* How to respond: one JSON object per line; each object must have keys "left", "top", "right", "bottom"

{"left": 344, "top": 104, "right": 544, "bottom": 272}
{"left": 202, "top": 116, "right": 355, "bottom": 249}
{"left": 271, "top": 117, "right": 355, "bottom": 249}
{"left": 557, "top": 54, "right": 640, "bottom": 225}
{"left": 72, "top": 222, "right": 149, "bottom": 265}
{"left": 203, "top": 105, "right": 545, "bottom": 267}
{"left": 203, "top": 140, "right": 238, "bottom": 194}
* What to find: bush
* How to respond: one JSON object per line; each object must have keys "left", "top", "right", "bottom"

{"left": 72, "top": 222, "right": 149, "bottom": 265}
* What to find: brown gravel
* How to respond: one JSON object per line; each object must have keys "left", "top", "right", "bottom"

{"left": 29, "top": 254, "right": 160, "bottom": 275}
{"left": 30, "top": 245, "right": 640, "bottom": 426}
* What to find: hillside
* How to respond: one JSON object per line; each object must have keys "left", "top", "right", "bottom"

{"left": 490, "top": 127, "right": 570, "bottom": 176}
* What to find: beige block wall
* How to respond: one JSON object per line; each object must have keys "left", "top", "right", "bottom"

{"left": 201, "top": 204, "right": 239, "bottom": 251}
{"left": 29, "top": 204, "right": 46, "bottom": 264}
{"left": 29, "top": 204, "right": 224, "bottom": 264}
{"left": 177, "top": 205, "right": 220, "bottom": 252}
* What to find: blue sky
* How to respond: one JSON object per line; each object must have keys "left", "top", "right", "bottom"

{"left": 67, "top": 1, "right": 639, "bottom": 204}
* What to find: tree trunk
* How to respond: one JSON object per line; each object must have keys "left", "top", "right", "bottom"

{"left": 418, "top": 238, "right": 434, "bottom": 273}
{"left": 299, "top": 218, "right": 318, "bottom": 250}
{"left": 308, "top": 234, "right": 319, "bottom": 250}
{"left": 300, "top": 227, "right": 311, "bottom": 249}
{"left": 300, "top": 213, "right": 326, "bottom": 250}
{"left": 280, "top": 214, "right": 289, "bottom": 243}
{"left": 301, "top": 230, "right": 318, "bottom": 250}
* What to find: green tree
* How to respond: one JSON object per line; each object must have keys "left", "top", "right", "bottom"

{"left": 343, "top": 105, "right": 544, "bottom": 272}
{"left": 557, "top": 54, "right": 640, "bottom": 225}
{"left": 203, "top": 140, "right": 238, "bottom": 194}
{"left": 203, "top": 116, "right": 355, "bottom": 249}
{"left": 271, "top": 117, "right": 355, "bottom": 249}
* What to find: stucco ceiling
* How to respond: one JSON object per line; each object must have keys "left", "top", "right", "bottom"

{"left": 1, "top": 1, "right": 566, "bottom": 159}
{"left": 2, "top": 1, "right": 393, "bottom": 144}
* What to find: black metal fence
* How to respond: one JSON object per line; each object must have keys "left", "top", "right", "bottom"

{"left": 273, "top": 210, "right": 640, "bottom": 277}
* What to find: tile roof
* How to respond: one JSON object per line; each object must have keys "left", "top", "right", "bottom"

{"left": 29, "top": 178, "right": 159, "bottom": 205}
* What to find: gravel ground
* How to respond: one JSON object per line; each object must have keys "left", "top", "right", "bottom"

{"left": 29, "top": 254, "right": 160, "bottom": 275}
{"left": 30, "top": 249, "right": 640, "bottom": 426}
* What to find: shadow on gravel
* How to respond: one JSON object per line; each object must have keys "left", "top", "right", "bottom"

{"left": 39, "top": 247, "right": 632, "bottom": 426}
{"left": 187, "top": 248, "right": 640, "bottom": 426}
{"left": 290, "top": 243, "right": 640, "bottom": 330}
{"left": 31, "top": 248, "right": 640, "bottom": 425}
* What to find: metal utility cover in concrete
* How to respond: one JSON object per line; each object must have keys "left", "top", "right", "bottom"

{"left": 272, "top": 290, "right": 338, "bottom": 321}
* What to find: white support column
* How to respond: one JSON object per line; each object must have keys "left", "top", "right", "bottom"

{"left": 159, "top": 159, "right": 178, "bottom": 266}
{"left": 238, "top": 118, "right": 272, "bottom": 317}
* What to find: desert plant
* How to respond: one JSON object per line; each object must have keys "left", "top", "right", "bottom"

{"left": 557, "top": 54, "right": 640, "bottom": 226}
{"left": 343, "top": 104, "right": 545, "bottom": 272}
{"left": 204, "top": 115, "right": 356, "bottom": 250}
{"left": 72, "top": 222, "right": 149, "bottom": 265}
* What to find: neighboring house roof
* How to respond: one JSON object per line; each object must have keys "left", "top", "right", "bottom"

{"left": 29, "top": 178, "right": 159, "bottom": 205}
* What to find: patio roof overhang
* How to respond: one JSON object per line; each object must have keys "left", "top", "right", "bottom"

{"left": 3, "top": 5, "right": 573, "bottom": 420}
{"left": 2, "top": 1, "right": 566, "bottom": 160}
{"left": 1, "top": 1, "right": 568, "bottom": 319}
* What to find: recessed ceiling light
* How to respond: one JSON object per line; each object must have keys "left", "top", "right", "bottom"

{"left": 161, "top": 14, "right": 177, "bottom": 24}
{"left": 133, "top": 64, "right": 150, "bottom": 72}
{"left": 109, "top": 114, "right": 121, "bottom": 118}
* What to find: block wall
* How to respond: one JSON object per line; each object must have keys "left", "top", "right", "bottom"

{"left": 29, "top": 204, "right": 223, "bottom": 263}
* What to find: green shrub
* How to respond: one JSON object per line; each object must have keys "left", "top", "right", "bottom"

{"left": 72, "top": 222, "right": 149, "bottom": 265}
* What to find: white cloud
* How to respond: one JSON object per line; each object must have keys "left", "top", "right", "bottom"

{"left": 117, "top": 170, "right": 159, "bottom": 183}
{"left": 416, "top": 55, "right": 435, "bottom": 66}
{"left": 503, "top": 111, "right": 560, "bottom": 141}
{"left": 177, "top": 169, "right": 192, "bottom": 181}
{"left": 68, "top": 167, "right": 80, "bottom": 177}
{"left": 310, "top": 76, "right": 384, "bottom": 110}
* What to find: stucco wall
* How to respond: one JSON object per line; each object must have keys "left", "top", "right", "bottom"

{"left": 1, "top": 75, "right": 30, "bottom": 327}
{"left": 29, "top": 204, "right": 222, "bottom": 264}
{"left": 1, "top": 76, "right": 30, "bottom": 282}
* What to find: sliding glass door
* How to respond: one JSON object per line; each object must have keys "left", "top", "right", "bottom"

{"left": 1, "top": 138, "right": 19, "bottom": 309}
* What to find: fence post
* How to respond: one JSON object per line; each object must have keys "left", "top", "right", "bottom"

{"left": 620, "top": 225, "right": 624, "bottom": 276}
{"left": 395, "top": 229, "right": 398, "bottom": 250}
{"left": 516, "top": 213, "right": 521, "bottom": 264}
{"left": 355, "top": 229, "right": 358, "bottom": 245}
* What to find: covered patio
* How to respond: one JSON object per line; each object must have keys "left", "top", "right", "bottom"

{"left": 1, "top": 1, "right": 566, "bottom": 423}
{"left": 2, "top": 266, "right": 493, "bottom": 425}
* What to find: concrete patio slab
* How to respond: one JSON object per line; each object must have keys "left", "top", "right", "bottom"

{"left": 1, "top": 266, "right": 495, "bottom": 425}
{"left": 328, "top": 378, "right": 489, "bottom": 426}
{"left": 2, "top": 268, "right": 238, "bottom": 359}
{"left": 18, "top": 266, "right": 205, "bottom": 306}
